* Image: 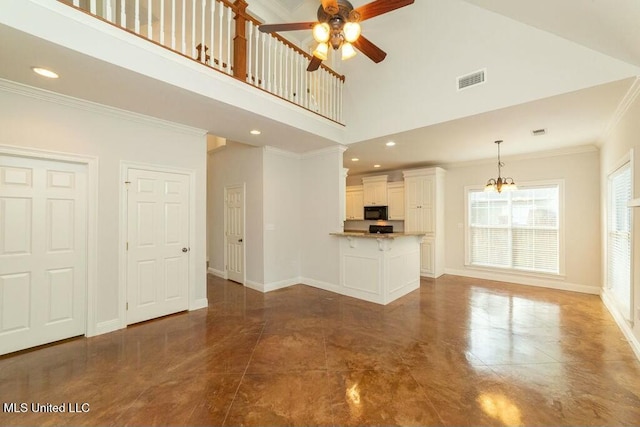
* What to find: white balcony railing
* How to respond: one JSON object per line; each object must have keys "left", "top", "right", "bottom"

{"left": 60, "top": 0, "right": 345, "bottom": 123}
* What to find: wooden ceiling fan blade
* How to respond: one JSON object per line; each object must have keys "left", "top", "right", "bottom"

{"left": 321, "top": 0, "right": 339, "bottom": 15}
{"left": 258, "top": 22, "right": 316, "bottom": 33}
{"left": 307, "top": 55, "right": 323, "bottom": 72}
{"left": 353, "top": 35, "right": 387, "bottom": 63}
{"left": 355, "top": 0, "right": 415, "bottom": 21}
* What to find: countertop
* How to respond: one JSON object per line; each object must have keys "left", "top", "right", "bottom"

{"left": 330, "top": 232, "right": 425, "bottom": 239}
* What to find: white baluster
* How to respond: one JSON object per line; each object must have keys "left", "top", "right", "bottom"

{"left": 331, "top": 73, "right": 336, "bottom": 120}
{"left": 171, "top": 0, "right": 176, "bottom": 50}
{"left": 201, "top": 0, "right": 206, "bottom": 63}
{"left": 247, "top": 22, "right": 253, "bottom": 83}
{"left": 284, "top": 48, "right": 289, "bottom": 100}
{"left": 218, "top": 1, "right": 224, "bottom": 71}
{"left": 105, "top": 0, "right": 113, "bottom": 21}
{"left": 303, "top": 56, "right": 308, "bottom": 106}
{"left": 338, "top": 77, "right": 342, "bottom": 121}
{"left": 192, "top": 0, "right": 196, "bottom": 58}
{"left": 279, "top": 42, "right": 284, "bottom": 97}
{"left": 134, "top": 0, "right": 140, "bottom": 33}
{"left": 90, "top": 0, "right": 96, "bottom": 14}
{"left": 147, "top": 0, "right": 152, "bottom": 38}
{"left": 226, "top": 5, "right": 232, "bottom": 75}
{"left": 275, "top": 40, "right": 284, "bottom": 96}
{"left": 121, "top": 0, "right": 127, "bottom": 29}
{"left": 255, "top": 24, "right": 260, "bottom": 87}
{"left": 267, "top": 36, "right": 272, "bottom": 92}
{"left": 159, "top": 0, "right": 165, "bottom": 45}
{"left": 324, "top": 70, "right": 328, "bottom": 117}
{"left": 73, "top": 0, "right": 80, "bottom": 6}
{"left": 210, "top": 0, "right": 215, "bottom": 67}
{"left": 181, "top": 0, "right": 186, "bottom": 54}
{"left": 273, "top": 41, "right": 278, "bottom": 95}
{"left": 294, "top": 54, "right": 300, "bottom": 104}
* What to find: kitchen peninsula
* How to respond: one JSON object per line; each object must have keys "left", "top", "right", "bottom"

{"left": 330, "top": 231, "right": 425, "bottom": 305}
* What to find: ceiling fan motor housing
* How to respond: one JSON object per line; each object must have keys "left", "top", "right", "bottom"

{"left": 317, "top": 0, "right": 360, "bottom": 23}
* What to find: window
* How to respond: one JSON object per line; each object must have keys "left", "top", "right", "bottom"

{"left": 607, "top": 161, "right": 631, "bottom": 320}
{"left": 467, "top": 182, "right": 562, "bottom": 275}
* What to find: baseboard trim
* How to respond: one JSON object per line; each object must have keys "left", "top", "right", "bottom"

{"left": 300, "top": 277, "right": 341, "bottom": 294}
{"left": 207, "top": 267, "right": 227, "bottom": 279}
{"left": 245, "top": 280, "right": 264, "bottom": 292}
{"left": 601, "top": 289, "right": 640, "bottom": 362}
{"left": 443, "top": 268, "right": 600, "bottom": 295}
{"left": 190, "top": 298, "right": 208, "bottom": 310}
{"left": 264, "top": 277, "right": 301, "bottom": 292}
{"left": 93, "top": 319, "right": 121, "bottom": 337}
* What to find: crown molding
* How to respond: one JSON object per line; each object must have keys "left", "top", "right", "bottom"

{"left": 301, "top": 144, "right": 348, "bottom": 159}
{"left": 0, "top": 78, "right": 207, "bottom": 137}
{"left": 443, "top": 144, "right": 599, "bottom": 169}
{"left": 263, "top": 146, "right": 302, "bottom": 159}
{"left": 600, "top": 76, "right": 640, "bottom": 143}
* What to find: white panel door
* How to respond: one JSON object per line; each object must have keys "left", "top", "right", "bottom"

{"left": 225, "top": 185, "right": 244, "bottom": 284}
{"left": 127, "top": 168, "right": 189, "bottom": 325}
{"left": 0, "top": 155, "right": 86, "bottom": 355}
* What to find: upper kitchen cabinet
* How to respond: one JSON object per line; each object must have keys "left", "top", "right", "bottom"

{"left": 362, "top": 176, "right": 388, "bottom": 206}
{"left": 346, "top": 185, "right": 364, "bottom": 220}
{"left": 387, "top": 182, "right": 405, "bottom": 220}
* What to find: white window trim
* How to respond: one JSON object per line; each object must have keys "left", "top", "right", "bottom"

{"left": 605, "top": 149, "right": 634, "bottom": 322}
{"left": 464, "top": 179, "right": 565, "bottom": 277}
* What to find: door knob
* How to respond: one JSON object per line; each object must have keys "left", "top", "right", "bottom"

{"left": 238, "top": 238, "right": 243, "bottom": 243}
{"left": 182, "top": 247, "right": 189, "bottom": 253}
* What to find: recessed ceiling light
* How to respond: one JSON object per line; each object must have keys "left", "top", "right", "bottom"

{"left": 32, "top": 67, "right": 59, "bottom": 79}
{"left": 386, "top": 141, "right": 396, "bottom": 147}
{"left": 374, "top": 164, "right": 381, "bottom": 168}
{"left": 351, "top": 158, "right": 359, "bottom": 162}
{"left": 250, "top": 130, "right": 261, "bottom": 135}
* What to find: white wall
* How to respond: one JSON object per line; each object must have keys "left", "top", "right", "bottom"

{"left": 300, "top": 147, "right": 346, "bottom": 287}
{"left": 0, "top": 80, "right": 207, "bottom": 331}
{"left": 341, "top": 0, "right": 640, "bottom": 144}
{"left": 444, "top": 148, "right": 602, "bottom": 292}
{"left": 599, "top": 79, "right": 640, "bottom": 349}
{"left": 208, "top": 141, "right": 264, "bottom": 284}
{"left": 263, "top": 147, "right": 301, "bottom": 287}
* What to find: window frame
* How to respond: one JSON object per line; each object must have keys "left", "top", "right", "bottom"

{"left": 464, "top": 179, "right": 565, "bottom": 278}
{"left": 605, "top": 150, "right": 634, "bottom": 322}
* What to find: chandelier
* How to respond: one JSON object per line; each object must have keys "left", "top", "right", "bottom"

{"left": 485, "top": 140, "right": 517, "bottom": 193}
{"left": 312, "top": 17, "right": 361, "bottom": 61}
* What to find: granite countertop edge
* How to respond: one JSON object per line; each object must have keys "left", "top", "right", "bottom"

{"left": 330, "top": 232, "right": 426, "bottom": 239}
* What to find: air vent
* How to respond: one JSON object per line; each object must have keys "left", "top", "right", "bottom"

{"left": 457, "top": 69, "right": 486, "bottom": 91}
{"left": 531, "top": 128, "right": 547, "bottom": 136}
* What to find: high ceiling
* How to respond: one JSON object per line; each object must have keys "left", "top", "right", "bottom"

{"left": 2, "top": 0, "right": 639, "bottom": 174}
{"left": 263, "top": 0, "right": 640, "bottom": 175}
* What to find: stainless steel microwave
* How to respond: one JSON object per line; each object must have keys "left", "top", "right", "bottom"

{"left": 364, "top": 206, "right": 388, "bottom": 221}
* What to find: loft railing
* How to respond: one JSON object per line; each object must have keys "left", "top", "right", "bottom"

{"left": 58, "top": 0, "right": 345, "bottom": 123}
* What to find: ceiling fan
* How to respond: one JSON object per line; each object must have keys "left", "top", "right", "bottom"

{"left": 258, "top": 0, "right": 415, "bottom": 71}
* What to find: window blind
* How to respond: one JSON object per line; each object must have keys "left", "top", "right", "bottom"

{"left": 607, "top": 163, "right": 631, "bottom": 320}
{"left": 468, "top": 184, "right": 560, "bottom": 274}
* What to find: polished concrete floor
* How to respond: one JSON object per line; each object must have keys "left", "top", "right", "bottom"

{"left": 1, "top": 274, "right": 640, "bottom": 426}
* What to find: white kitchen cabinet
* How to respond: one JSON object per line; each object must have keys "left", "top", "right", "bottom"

{"left": 420, "top": 238, "right": 434, "bottom": 276}
{"left": 387, "top": 182, "right": 405, "bottom": 220}
{"left": 346, "top": 186, "right": 364, "bottom": 220}
{"left": 362, "top": 175, "right": 388, "bottom": 206}
{"left": 403, "top": 167, "right": 445, "bottom": 278}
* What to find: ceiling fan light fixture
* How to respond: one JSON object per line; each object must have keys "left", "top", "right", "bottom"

{"left": 343, "top": 22, "right": 361, "bottom": 43}
{"left": 313, "top": 22, "right": 331, "bottom": 43}
{"left": 313, "top": 42, "right": 329, "bottom": 61}
{"left": 341, "top": 42, "right": 357, "bottom": 60}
